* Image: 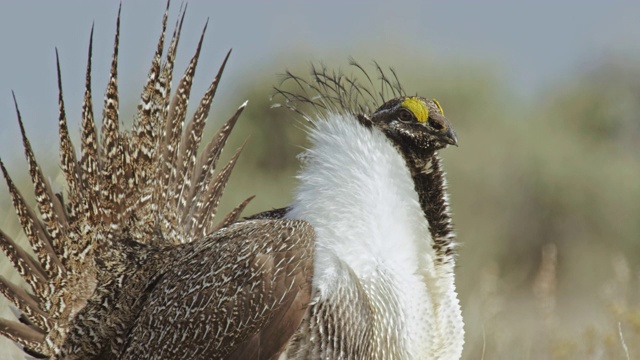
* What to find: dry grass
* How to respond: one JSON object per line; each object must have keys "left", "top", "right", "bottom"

{"left": 463, "top": 249, "right": 640, "bottom": 359}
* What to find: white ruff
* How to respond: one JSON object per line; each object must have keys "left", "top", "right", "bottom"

{"left": 286, "top": 113, "right": 464, "bottom": 359}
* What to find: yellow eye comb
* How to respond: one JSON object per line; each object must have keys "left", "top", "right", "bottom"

{"left": 400, "top": 97, "right": 429, "bottom": 123}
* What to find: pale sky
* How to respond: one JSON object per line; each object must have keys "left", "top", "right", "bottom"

{"left": 0, "top": 0, "right": 639, "bottom": 159}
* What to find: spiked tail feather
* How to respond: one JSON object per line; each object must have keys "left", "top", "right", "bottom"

{"left": 0, "top": 3, "right": 250, "bottom": 358}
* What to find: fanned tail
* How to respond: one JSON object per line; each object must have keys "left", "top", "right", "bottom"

{"left": 0, "top": 3, "right": 249, "bottom": 357}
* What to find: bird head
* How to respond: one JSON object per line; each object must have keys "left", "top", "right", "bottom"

{"left": 366, "top": 96, "right": 458, "bottom": 154}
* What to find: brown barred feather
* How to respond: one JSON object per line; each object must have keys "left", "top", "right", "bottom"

{"left": 0, "top": 228, "right": 47, "bottom": 298}
{"left": 55, "top": 50, "right": 82, "bottom": 225}
{"left": 0, "top": 3, "right": 317, "bottom": 359}
{"left": 198, "top": 145, "right": 244, "bottom": 237}
{"left": 150, "top": 8, "right": 187, "bottom": 243}
{"left": 159, "top": 4, "right": 186, "bottom": 124}
{"left": 99, "top": 4, "right": 122, "bottom": 228}
{"left": 131, "top": 0, "right": 169, "bottom": 163}
{"left": 14, "top": 97, "right": 69, "bottom": 270}
{"left": 0, "top": 159, "right": 62, "bottom": 284}
{"left": 123, "top": 6, "right": 174, "bottom": 245}
{"left": 116, "top": 134, "right": 133, "bottom": 224}
{"left": 162, "top": 20, "right": 208, "bottom": 214}
{"left": 212, "top": 195, "right": 255, "bottom": 232}
{"left": 128, "top": 2, "right": 169, "bottom": 221}
{"left": 185, "top": 102, "right": 246, "bottom": 225}
{"left": 175, "top": 49, "right": 232, "bottom": 215}
{"left": 0, "top": 318, "right": 46, "bottom": 355}
{"left": 80, "top": 24, "right": 100, "bottom": 228}
{"left": 0, "top": 277, "right": 50, "bottom": 331}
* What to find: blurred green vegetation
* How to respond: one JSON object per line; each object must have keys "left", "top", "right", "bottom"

{"left": 1, "top": 51, "right": 639, "bottom": 359}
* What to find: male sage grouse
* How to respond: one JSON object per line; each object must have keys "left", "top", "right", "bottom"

{"left": 0, "top": 3, "right": 464, "bottom": 360}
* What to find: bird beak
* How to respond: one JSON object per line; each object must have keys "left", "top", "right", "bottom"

{"left": 430, "top": 112, "right": 458, "bottom": 147}
{"left": 443, "top": 126, "right": 458, "bottom": 147}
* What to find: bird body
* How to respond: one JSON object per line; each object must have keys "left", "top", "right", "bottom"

{"left": 0, "top": 3, "right": 464, "bottom": 359}
{"left": 283, "top": 112, "right": 463, "bottom": 358}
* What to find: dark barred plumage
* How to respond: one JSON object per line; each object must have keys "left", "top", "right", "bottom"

{"left": 0, "top": 3, "right": 313, "bottom": 359}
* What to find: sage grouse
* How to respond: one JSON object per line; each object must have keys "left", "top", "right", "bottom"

{"left": 0, "top": 3, "right": 464, "bottom": 360}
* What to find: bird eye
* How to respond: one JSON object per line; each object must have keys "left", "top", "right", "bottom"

{"left": 398, "top": 109, "right": 413, "bottom": 122}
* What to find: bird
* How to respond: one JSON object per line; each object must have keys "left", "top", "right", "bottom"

{"left": 0, "top": 3, "right": 464, "bottom": 359}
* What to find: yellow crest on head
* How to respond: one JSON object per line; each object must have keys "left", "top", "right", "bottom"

{"left": 401, "top": 97, "right": 429, "bottom": 123}
{"left": 432, "top": 98, "right": 444, "bottom": 116}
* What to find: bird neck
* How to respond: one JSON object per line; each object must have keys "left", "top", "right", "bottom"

{"left": 397, "top": 146, "right": 457, "bottom": 267}
{"left": 357, "top": 113, "right": 456, "bottom": 267}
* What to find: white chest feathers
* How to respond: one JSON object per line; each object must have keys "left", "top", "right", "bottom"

{"left": 287, "top": 113, "right": 464, "bottom": 359}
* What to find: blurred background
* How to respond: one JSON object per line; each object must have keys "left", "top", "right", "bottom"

{"left": 1, "top": 1, "right": 639, "bottom": 358}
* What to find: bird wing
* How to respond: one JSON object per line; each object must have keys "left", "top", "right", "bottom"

{"left": 119, "top": 219, "right": 315, "bottom": 360}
